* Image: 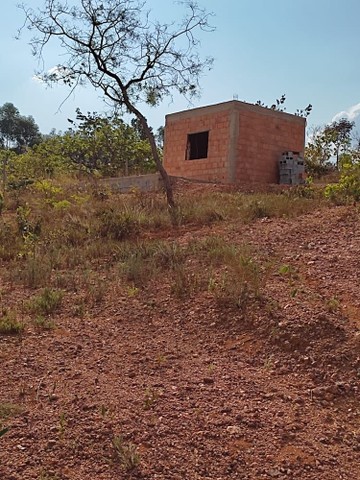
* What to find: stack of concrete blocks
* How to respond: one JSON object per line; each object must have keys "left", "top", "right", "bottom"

{"left": 279, "top": 151, "right": 305, "bottom": 185}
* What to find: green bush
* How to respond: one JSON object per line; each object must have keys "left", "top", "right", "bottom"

{"left": 26, "top": 288, "right": 63, "bottom": 315}
{"left": 325, "top": 160, "right": 360, "bottom": 203}
{"left": 98, "top": 208, "right": 140, "bottom": 240}
{"left": 0, "top": 310, "right": 24, "bottom": 334}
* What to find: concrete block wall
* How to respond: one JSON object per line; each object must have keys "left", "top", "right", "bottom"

{"left": 163, "top": 100, "right": 306, "bottom": 184}
{"left": 100, "top": 173, "right": 162, "bottom": 193}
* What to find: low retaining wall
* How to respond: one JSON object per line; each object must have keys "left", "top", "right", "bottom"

{"left": 100, "top": 173, "right": 162, "bottom": 193}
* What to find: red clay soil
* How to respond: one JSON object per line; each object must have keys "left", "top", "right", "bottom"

{"left": 0, "top": 190, "right": 359, "bottom": 480}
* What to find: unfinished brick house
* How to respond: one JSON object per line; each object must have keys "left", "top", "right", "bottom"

{"left": 163, "top": 100, "right": 306, "bottom": 184}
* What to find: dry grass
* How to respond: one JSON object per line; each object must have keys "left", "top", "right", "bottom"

{"left": 0, "top": 178, "right": 327, "bottom": 314}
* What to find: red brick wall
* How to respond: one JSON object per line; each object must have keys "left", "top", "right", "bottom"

{"left": 163, "top": 101, "right": 305, "bottom": 184}
{"left": 235, "top": 105, "right": 305, "bottom": 183}
{"left": 163, "top": 106, "right": 231, "bottom": 182}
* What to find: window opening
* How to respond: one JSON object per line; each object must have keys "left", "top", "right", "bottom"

{"left": 186, "top": 131, "right": 209, "bottom": 160}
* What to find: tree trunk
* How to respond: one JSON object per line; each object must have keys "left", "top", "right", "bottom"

{"left": 122, "top": 98, "right": 175, "bottom": 209}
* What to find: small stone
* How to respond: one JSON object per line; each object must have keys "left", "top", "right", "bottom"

{"left": 226, "top": 425, "right": 241, "bottom": 435}
{"left": 203, "top": 377, "right": 214, "bottom": 385}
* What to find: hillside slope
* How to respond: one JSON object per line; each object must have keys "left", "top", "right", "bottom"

{"left": 0, "top": 188, "right": 359, "bottom": 480}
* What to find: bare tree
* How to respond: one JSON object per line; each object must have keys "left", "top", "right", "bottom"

{"left": 19, "top": 0, "right": 214, "bottom": 208}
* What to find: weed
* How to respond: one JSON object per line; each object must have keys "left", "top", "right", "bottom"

{"left": 154, "top": 241, "right": 186, "bottom": 270}
{"left": 119, "top": 252, "right": 151, "bottom": 287}
{"left": 143, "top": 388, "right": 159, "bottom": 410}
{"left": 58, "top": 412, "right": 67, "bottom": 438}
{"left": 26, "top": 288, "right": 63, "bottom": 316}
{"left": 33, "top": 315, "right": 55, "bottom": 331}
{"left": 0, "top": 403, "right": 22, "bottom": 419}
{"left": 207, "top": 363, "right": 216, "bottom": 373}
{"left": 263, "top": 355, "right": 274, "bottom": 370}
{"left": 16, "top": 204, "right": 41, "bottom": 238}
{"left": 112, "top": 435, "right": 140, "bottom": 471}
{"left": 0, "top": 220, "right": 21, "bottom": 261}
{"left": 83, "top": 277, "right": 107, "bottom": 306}
{"left": 126, "top": 285, "right": 139, "bottom": 297}
{"left": 72, "top": 299, "right": 86, "bottom": 317}
{"left": 170, "top": 265, "right": 192, "bottom": 298}
{"left": 156, "top": 354, "right": 167, "bottom": 365}
{"left": 98, "top": 208, "right": 140, "bottom": 240}
{"left": 325, "top": 296, "right": 340, "bottom": 313}
{"left": 116, "top": 240, "right": 162, "bottom": 286}
{"left": 0, "top": 426, "right": 9, "bottom": 438}
{"left": 245, "top": 199, "right": 269, "bottom": 220}
{"left": 174, "top": 195, "right": 225, "bottom": 226}
{"left": 100, "top": 405, "right": 108, "bottom": 417}
{"left": 278, "top": 264, "right": 297, "bottom": 279}
{"left": 0, "top": 310, "right": 24, "bottom": 334}
{"left": 209, "top": 247, "right": 263, "bottom": 311}
{"left": 38, "top": 470, "right": 60, "bottom": 480}
{"left": 15, "top": 254, "right": 53, "bottom": 289}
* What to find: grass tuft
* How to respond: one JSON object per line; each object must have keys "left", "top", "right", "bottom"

{"left": 0, "top": 310, "right": 24, "bottom": 334}
{"left": 26, "top": 288, "right": 63, "bottom": 316}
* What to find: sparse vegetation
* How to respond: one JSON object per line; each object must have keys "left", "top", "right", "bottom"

{"left": 0, "top": 309, "right": 24, "bottom": 334}
{"left": 26, "top": 288, "right": 63, "bottom": 316}
{"left": 0, "top": 402, "right": 22, "bottom": 419}
{"left": 112, "top": 435, "right": 140, "bottom": 471}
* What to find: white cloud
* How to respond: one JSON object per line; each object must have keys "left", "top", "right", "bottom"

{"left": 31, "top": 66, "right": 72, "bottom": 84}
{"left": 332, "top": 102, "right": 360, "bottom": 122}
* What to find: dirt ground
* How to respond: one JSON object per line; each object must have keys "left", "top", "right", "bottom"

{"left": 1, "top": 185, "right": 359, "bottom": 480}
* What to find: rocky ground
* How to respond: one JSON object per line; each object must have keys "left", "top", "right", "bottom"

{"left": 0, "top": 185, "right": 359, "bottom": 480}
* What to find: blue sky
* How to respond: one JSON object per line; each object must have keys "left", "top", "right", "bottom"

{"left": 1, "top": 0, "right": 359, "bottom": 135}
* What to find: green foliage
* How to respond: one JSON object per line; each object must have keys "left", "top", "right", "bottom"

{"left": 33, "top": 315, "right": 55, "bottom": 330}
{"left": 255, "top": 94, "right": 312, "bottom": 117}
{"left": 0, "top": 102, "right": 41, "bottom": 151}
{"left": 324, "top": 153, "right": 360, "bottom": 202}
{"left": 0, "top": 220, "right": 21, "bottom": 260}
{"left": 324, "top": 146, "right": 360, "bottom": 204}
{"left": 306, "top": 119, "right": 355, "bottom": 176}
{"left": 16, "top": 204, "right": 41, "bottom": 239}
{"left": 0, "top": 309, "right": 24, "bottom": 334}
{"left": 26, "top": 288, "right": 63, "bottom": 316}
{"left": 98, "top": 208, "right": 140, "bottom": 240}
{"left": 66, "top": 110, "right": 155, "bottom": 176}
{"left": 323, "top": 119, "right": 354, "bottom": 169}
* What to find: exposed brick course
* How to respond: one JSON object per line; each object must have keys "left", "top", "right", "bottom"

{"left": 163, "top": 100, "right": 305, "bottom": 184}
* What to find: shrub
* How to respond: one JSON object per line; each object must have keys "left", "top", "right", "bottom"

{"left": 0, "top": 220, "right": 21, "bottom": 261}
{"left": 26, "top": 288, "right": 63, "bottom": 316}
{"left": 14, "top": 254, "right": 53, "bottom": 289}
{"left": 98, "top": 208, "right": 140, "bottom": 240}
{"left": 0, "top": 310, "right": 24, "bottom": 334}
{"left": 324, "top": 161, "right": 360, "bottom": 203}
{"left": 33, "top": 315, "right": 55, "bottom": 330}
